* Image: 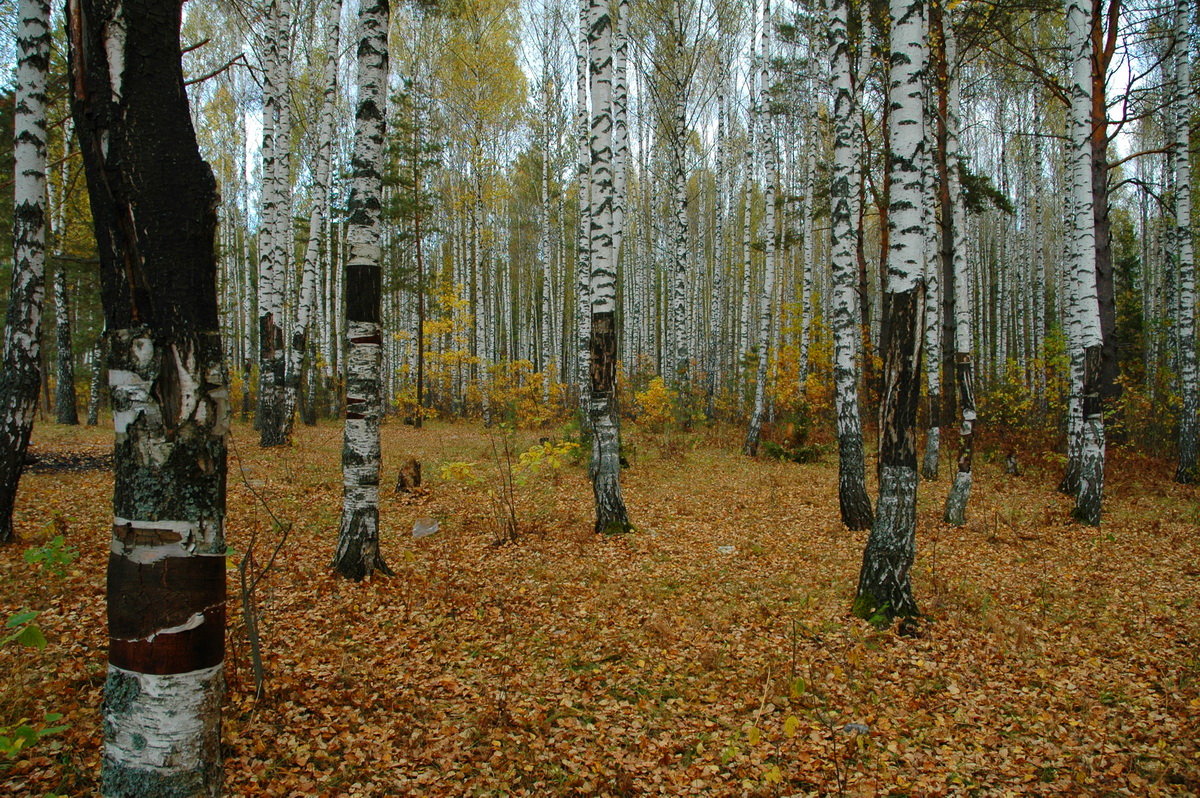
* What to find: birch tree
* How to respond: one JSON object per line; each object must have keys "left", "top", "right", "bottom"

{"left": 333, "top": 0, "right": 393, "bottom": 580}
{"left": 854, "top": 0, "right": 927, "bottom": 625}
{"left": 1065, "top": 0, "right": 1104, "bottom": 525}
{"left": 54, "top": 265, "right": 80, "bottom": 425}
{"left": 940, "top": 15, "right": 975, "bottom": 526}
{"left": 69, "top": 0, "right": 230, "bottom": 791}
{"left": 1172, "top": 0, "right": 1196, "bottom": 484}
{"left": 586, "top": 0, "right": 632, "bottom": 535}
{"left": 256, "top": 0, "right": 291, "bottom": 446}
{"left": 575, "top": 0, "right": 592, "bottom": 419}
{"left": 826, "top": 0, "right": 873, "bottom": 531}
{"left": 0, "top": 0, "right": 49, "bottom": 544}
{"left": 282, "top": 0, "right": 342, "bottom": 439}
{"left": 743, "top": 0, "right": 777, "bottom": 457}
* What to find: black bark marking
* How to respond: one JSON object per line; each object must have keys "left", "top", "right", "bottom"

{"left": 589, "top": 311, "right": 616, "bottom": 395}
{"left": 107, "top": 554, "right": 225, "bottom": 674}
{"left": 345, "top": 263, "right": 381, "bottom": 324}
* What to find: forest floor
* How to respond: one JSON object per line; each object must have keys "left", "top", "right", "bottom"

{"left": 1, "top": 417, "right": 1198, "bottom": 797}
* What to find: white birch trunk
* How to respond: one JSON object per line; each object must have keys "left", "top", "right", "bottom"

{"left": 576, "top": 0, "right": 592, "bottom": 420}
{"left": 1173, "top": 0, "right": 1196, "bottom": 483}
{"left": 539, "top": 24, "right": 554, "bottom": 395}
{"left": 0, "top": 0, "right": 50, "bottom": 542}
{"left": 943, "top": 21, "right": 975, "bottom": 526}
{"left": 1066, "top": 0, "right": 1103, "bottom": 525}
{"left": 54, "top": 265, "right": 79, "bottom": 424}
{"left": 333, "top": 0, "right": 392, "bottom": 580}
{"left": 256, "top": 0, "right": 287, "bottom": 445}
{"left": 854, "top": 0, "right": 927, "bottom": 624}
{"left": 670, "top": 83, "right": 689, "bottom": 383}
{"left": 827, "top": 0, "right": 873, "bottom": 531}
{"left": 586, "top": 0, "right": 631, "bottom": 534}
{"left": 799, "top": 114, "right": 816, "bottom": 389}
{"left": 282, "top": 0, "right": 340, "bottom": 436}
{"left": 920, "top": 82, "right": 940, "bottom": 480}
{"left": 743, "top": 0, "right": 776, "bottom": 456}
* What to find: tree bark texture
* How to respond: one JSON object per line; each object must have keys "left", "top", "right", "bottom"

{"left": 744, "top": 0, "right": 776, "bottom": 457}
{"left": 333, "top": 0, "right": 392, "bottom": 580}
{"left": 87, "top": 337, "right": 104, "bottom": 425}
{"left": 68, "top": 0, "right": 229, "bottom": 792}
{"left": 256, "top": 0, "right": 290, "bottom": 447}
{"left": 282, "top": 0, "right": 340, "bottom": 440}
{"left": 827, "top": 0, "right": 874, "bottom": 530}
{"left": 855, "top": 0, "right": 926, "bottom": 624}
{"left": 586, "top": 0, "right": 631, "bottom": 535}
{"left": 938, "top": 14, "right": 975, "bottom": 526}
{"left": 1066, "top": 0, "right": 1104, "bottom": 525}
{"left": 55, "top": 265, "right": 80, "bottom": 425}
{"left": 0, "top": 0, "right": 50, "bottom": 544}
{"left": 1173, "top": 0, "right": 1196, "bottom": 484}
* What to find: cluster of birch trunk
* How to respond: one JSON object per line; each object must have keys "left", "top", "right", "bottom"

{"left": 0, "top": 0, "right": 1196, "bottom": 790}
{"left": 168, "top": 0, "right": 1194, "bottom": 491}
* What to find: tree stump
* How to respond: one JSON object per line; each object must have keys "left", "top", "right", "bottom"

{"left": 395, "top": 458, "right": 422, "bottom": 493}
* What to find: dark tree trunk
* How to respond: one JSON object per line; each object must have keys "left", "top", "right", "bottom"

{"left": 54, "top": 265, "right": 79, "bottom": 425}
{"left": 300, "top": 345, "right": 318, "bottom": 426}
{"left": 1090, "top": 0, "right": 1120, "bottom": 411}
{"left": 855, "top": 289, "right": 923, "bottom": 622}
{"left": 69, "top": 0, "right": 228, "bottom": 792}
{"left": 86, "top": 337, "right": 104, "bottom": 425}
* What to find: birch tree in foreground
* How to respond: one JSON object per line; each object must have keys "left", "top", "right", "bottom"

{"left": 1172, "top": 0, "right": 1196, "bottom": 484}
{"left": 826, "top": 0, "right": 873, "bottom": 531}
{"left": 854, "top": 0, "right": 927, "bottom": 625}
{"left": 586, "top": 0, "right": 632, "bottom": 534}
{"left": 0, "top": 0, "right": 49, "bottom": 544}
{"left": 333, "top": 0, "right": 394, "bottom": 579}
{"left": 69, "top": 0, "right": 229, "bottom": 791}
{"left": 1065, "top": 0, "right": 1104, "bottom": 525}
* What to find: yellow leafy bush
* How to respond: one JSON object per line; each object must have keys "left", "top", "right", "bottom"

{"left": 634, "top": 377, "right": 676, "bottom": 431}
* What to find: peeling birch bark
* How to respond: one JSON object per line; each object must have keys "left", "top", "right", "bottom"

{"left": 69, "top": 1, "right": 230, "bottom": 790}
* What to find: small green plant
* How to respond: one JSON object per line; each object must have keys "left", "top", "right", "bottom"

{"left": 3, "top": 610, "right": 47, "bottom": 649}
{"left": 0, "top": 713, "right": 68, "bottom": 758}
{"left": 1, "top": 611, "right": 67, "bottom": 758}
{"left": 23, "top": 533, "right": 78, "bottom": 577}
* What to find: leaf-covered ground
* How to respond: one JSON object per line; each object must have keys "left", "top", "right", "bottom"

{"left": 2, "top": 419, "right": 1198, "bottom": 796}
